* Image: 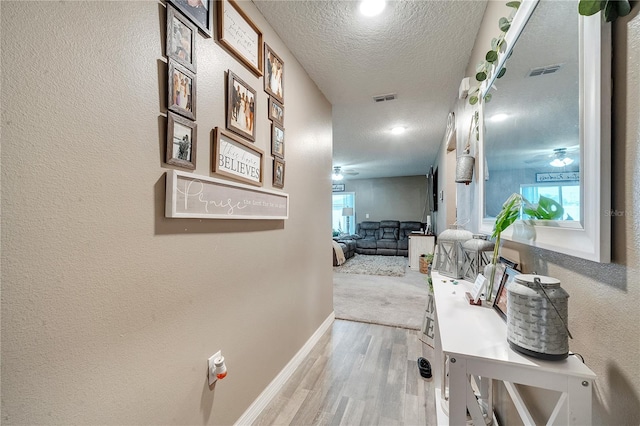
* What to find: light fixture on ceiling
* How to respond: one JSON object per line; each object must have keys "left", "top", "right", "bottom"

{"left": 550, "top": 148, "right": 574, "bottom": 167}
{"left": 359, "top": 0, "right": 386, "bottom": 16}
{"left": 491, "top": 113, "right": 509, "bottom": 122}
{"left": 332, "top": 166, "right": 344, "bottom": 181}
{"left": 391, "top": 126, "right": 406, "bottom": 135}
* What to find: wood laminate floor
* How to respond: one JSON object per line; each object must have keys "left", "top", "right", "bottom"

{"left": 253, "top": 320, "right": 437, "bottom": 426}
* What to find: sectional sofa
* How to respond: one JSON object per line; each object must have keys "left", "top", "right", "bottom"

{"left": 354, "top": 220, "right": 424, "bottom": 256}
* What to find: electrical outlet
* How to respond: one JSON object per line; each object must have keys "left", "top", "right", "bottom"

{"left": 208, "top": 350, "right": 221, "bottom": 385}
{"left": 366, "top": 213, "right": 369, "bottom": 218}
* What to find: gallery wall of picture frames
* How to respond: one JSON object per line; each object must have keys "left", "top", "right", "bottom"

{"left": 162, "top": 0, "right": 288, "bottom": 218}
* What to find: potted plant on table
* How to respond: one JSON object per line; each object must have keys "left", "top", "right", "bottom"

{"left": 485, "top": 193, "right": 564, "bottom": 301}
{"left": 419, "top": 253, "right": 434, "bottom": 275}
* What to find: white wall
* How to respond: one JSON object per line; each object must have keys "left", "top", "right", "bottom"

{"left": 0, "top": 1, "right": 333, "bottom": 424}
{"left": 458, "top": 4, "right": 640, "bottom": 424}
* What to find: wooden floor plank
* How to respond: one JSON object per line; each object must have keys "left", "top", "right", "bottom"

{"left": 251, "top": 320, "right": 436, "bottom": 425}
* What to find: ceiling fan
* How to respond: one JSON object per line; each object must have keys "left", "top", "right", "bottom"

{"left": 332, "top": 166, "right": 359, "bottom": 180}
{"left": 523, "top": 147, "right": 579, "bottom": 166}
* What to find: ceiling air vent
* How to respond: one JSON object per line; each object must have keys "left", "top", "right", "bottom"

{"left": 528, "top": 64, "right": 562, "bottom": 77}
{"left": 373, "top": 93, "right": 397, "bottom": 103}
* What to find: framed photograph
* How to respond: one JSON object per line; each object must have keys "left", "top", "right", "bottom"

{"left": 268, "top": 97, "right": 284, "bottom": 125}
{"left": 166, "top": 6, "right": 197, "bottom": 72}
{"left": 499, "top": 256, "right": 519, "bottom": 271}
{"left": 264, "top": 44, "right": 284, "bottom": 103}
{"left": 226, "top": 70, "right": 256, "bottom": 142}
{"left": 271, "top": 123, "right": 285, "bottom": 159}
{"left": 213, "top": 127, "right": 263, "bottom": 187}
{"left": 168, "top": 59, "right": 196, "bottom": 120}
{"left": 217, "top": 0, "right": 263, "bottom": 77}
{"left": 493, "top": 267, "right": 520, "bottom": 321}
{"left": 167, "top": 0, "right": 212, "bottom": 38}
{"left": 166, "top": 112, "right": 197, "bottom": 170}
{"left": 488, "top": 262, "right": 507, "bottom": 301}
{"left": 273, "top": 158, "right": 285, "bottom": 189}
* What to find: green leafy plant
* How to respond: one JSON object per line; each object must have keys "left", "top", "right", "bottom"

{"left": 485, "top": 193, "right": 564, "bottom": 300}
{"left": 469, "top": 1, "right": 521, "bottom": 105}
{"left": 578, "top": 0, "right": 632, "bottom": 22}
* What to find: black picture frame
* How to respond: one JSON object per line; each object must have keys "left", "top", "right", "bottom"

{"left": 493, "top": 267, "right": 520, "bottom": 321}
{"left": 167, "top": 0, "right": 213, "bottom": 38}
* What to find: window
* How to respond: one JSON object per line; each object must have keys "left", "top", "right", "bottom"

{"left": 520, "top": 183, "right": 580, "bottom": 221}
{"left": 332, "top": 192, "right": 355, "bottom": 235}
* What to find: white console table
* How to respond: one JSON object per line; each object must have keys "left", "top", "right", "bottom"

{"left": 431, "top": 271, "right": 596, "bottom": 425}
{"left": 408, "top": 234, "right": 435, "bottom": 270}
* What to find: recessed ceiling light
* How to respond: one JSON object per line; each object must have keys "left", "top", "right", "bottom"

{"left": 359, "top": 0, "right": 386, "bottom": 17}
{"left": 491, "top": 113, "right": 509, "bottom": 122}
{"left": 391, "top": 126, "right": 406, "bottom": 135}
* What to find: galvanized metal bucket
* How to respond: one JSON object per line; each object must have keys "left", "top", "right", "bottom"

{"left": 507, "top": 274, "right": 570, "bottom": 360}
{"left": 455, "top": 154, "right": 475, "bottom": 184}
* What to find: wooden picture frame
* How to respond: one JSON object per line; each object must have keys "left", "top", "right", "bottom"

{"left": 166, "top": 112, "right": 197, "bottom": 170}
{"left": 217, "top": 0, "right": 263, "bottom": 77}
{"left": 271, "top": 123, "right": 285, "bottom": 159}
{"left": 168, "top": 59, "right": 196, "bottom": 120}
{"left": 213, "top": 127, "right": 263, "bottom": 187}
{"left": 166, "top": 6, "right": 197, "bottom": 72}
{"left": 493, "top": 267, "right": 520, "bottom": 321}
{"left": 267, "top": 97, "right": 284, "bottom": 125}
{"left": 273, "top": 158, "right": 285, "bottom": 189}
{"left": 226, "top": 70, "right": 256, "bottom": 142}
{"left": 264, "top": 44, "right": 284, "bottom": 103}
{"left": 167, "top": 0, "right": 213, "bottom": 38}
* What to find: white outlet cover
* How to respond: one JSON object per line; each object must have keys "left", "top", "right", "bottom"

{"left": 208, "top": 350, "right": 221, "bottom": 386}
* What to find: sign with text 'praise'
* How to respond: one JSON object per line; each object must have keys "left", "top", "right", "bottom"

{"left": 165, "top": 170, "right": 288, "bottom": 219}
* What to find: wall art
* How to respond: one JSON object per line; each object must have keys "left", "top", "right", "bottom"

{"left": 166, "top": 5, "right": 197, "bottom": 72}
{"left": 271, "top": 123, "right": 285, "bottom": 159}
{"left": 213, "top": 127, "right": 263, "bottom": 187}
{"left": 226, "top": 70, "right": 256, "bottom": 142}
{"left": 264, "top": 43, "right": 284, "bottom": 103}
{"left": 167, "top": 0, "right": 213, "bottom": 38}
{"left": 273, "top": 158, "right": 285, "bottom": 189}
{"left": 217, "top": 0, "right": 263, "bottom": 76}
{"left": 166, "top": 112, "right": 197, "bottom": 170}
{"left": 267, "top": 96, "right": 284, "bottom": 125}
{"left": 166, "top": 170, "right": 288, "bottom": 219}
{"left": 168, "top": 59, "right": 196, "bottom": 120}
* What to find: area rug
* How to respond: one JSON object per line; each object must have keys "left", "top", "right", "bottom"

{"left": 333, "top": 270, "right": 429, "bottom": 330}
{"left": 334, "top": 254, "right": 407, "bottom": 277}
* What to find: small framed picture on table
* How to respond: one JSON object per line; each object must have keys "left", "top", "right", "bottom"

{"left": 493, "top": 267, "right": 520, "bottom": 321}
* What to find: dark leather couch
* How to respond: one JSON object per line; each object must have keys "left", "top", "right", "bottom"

{"left": 333, "top": 238, "right": 356, "bottom": 266}
{"left": 354, "top": 220, "right": 423, "bottom": 256}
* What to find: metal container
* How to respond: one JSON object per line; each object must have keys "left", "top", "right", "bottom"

{"left": 507, "top": 274, "right": 570, "bottom": 360}
{"left": 455, "top": 154, "right": 475, "bottom": 184}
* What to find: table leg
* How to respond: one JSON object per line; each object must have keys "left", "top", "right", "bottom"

{"left": 567, "top": 377, "right": 592, "bottom": 425}
{"left": 448, "top": 355, "right": 467, "bottom": 425}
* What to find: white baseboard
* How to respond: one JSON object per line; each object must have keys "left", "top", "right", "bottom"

{"left": 234, "top": 311, "right": 335, "bottom": 425}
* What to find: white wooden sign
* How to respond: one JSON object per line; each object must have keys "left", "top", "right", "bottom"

{"left": 213, "top": 128, "right": 263, "bottom": 187}
{"left": 218, "top": 0, "right": 263, "bottom": 76}
{"left": 165, "top": 170, "right": 288, "bottom": 219}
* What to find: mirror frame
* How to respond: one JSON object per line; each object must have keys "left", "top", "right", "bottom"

{"left": 477, "top": 0, "right": 611, "bottom": 263}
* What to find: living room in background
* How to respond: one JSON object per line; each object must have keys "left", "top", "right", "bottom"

{"left": 332, "top": 193, "right": 355, "bottom": 235}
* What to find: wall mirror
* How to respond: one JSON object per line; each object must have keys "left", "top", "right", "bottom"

{"left": 477, "top": 0, "right": 611, "bottom": 262}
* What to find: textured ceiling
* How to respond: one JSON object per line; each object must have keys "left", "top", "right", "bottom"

{"left": 254, "top": 0, "right": 488, "bottom": 180}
